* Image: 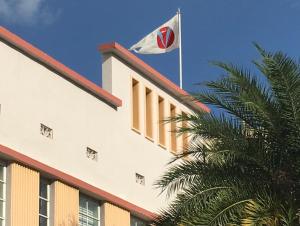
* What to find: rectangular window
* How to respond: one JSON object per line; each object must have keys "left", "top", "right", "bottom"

{"left": 39, "top": 178, "right": 50, "bottom": 226}
{"left": 182, "top": 112, "right": 189, "bottom": 151}
{"left": 131, "top": 216, "right": 147, "bottom": 226}
{"left": 145, "top": 88, "right": 153, "bottom": 139}
{"left": 0, "top": 163, "right": 6, "bottom": 226}
{"left": 158, "top": 96, "right": 166, "bottom": 146}
{"left": 170, "top": 104, "right": 177, "bottom": 153}
{"left": 132, "top": 79, "right": 140, "bottom": 131}
{"left": 79, "top": 194, "right": 100, "bottom": 226}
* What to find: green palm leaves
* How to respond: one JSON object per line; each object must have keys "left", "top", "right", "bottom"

{"left": 154, "top": 45, "right": 300, "bottom": 226}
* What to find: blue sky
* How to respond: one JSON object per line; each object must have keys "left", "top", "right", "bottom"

{"left": 1, "top": 0, "right": 300, "bottom": 93}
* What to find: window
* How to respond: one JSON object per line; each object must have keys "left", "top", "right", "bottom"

{"left": 158, "top": 96, "right": 166, "bottom": 146}
{"left": 131, "top": 216, "right": 147, "bottom": 226}
{"left": 135, "top": 173, "right": 145, "bottom": 186}
{"left": 39, "top": 178, "right": 50, "bottom": 226}
{"left": 170, "top": 104, "right": 177, "bottom": 153}
{"left": 132, "top": 79, "right": 140, "bottom": 131}
{"left": 79, "top": 194, "right": 100, "bottom": 226}
{"left": 145, "top": 88, "right": 153, "bottom": 139}
{"left": 0, "top": 164, "right": 6, "bottom": 226}
{"left": 86, "top": 147, "right": 98, "bottom": 161}
{"left": 40, "top": 124, "right": 53, "bottom": 139}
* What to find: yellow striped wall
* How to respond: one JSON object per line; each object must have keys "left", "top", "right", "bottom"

{"left": 51, "top": 181, "right": 79, "bottom": 226}
{"left": 5, "top": 163, "right": 139, "bottom": 226}
{"left": 7, "top": 163, "right": 39, "bottom": 226}
{"left": 101, "top": 202, "right": 130, "bottom": 226}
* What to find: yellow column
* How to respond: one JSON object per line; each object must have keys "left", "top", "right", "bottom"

{"left": 7, "top": 163, "right": 39, "bottom": 226}
{"left": 51, "top": 181, "right": 79, "bottom": 226}
{"left": 101, "top": 202, "right": 130, "bottom": 226}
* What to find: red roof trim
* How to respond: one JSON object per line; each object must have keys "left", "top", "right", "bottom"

{"left": 99, "top": 42, "right": 210, "bottom": 113}
{"left": 0, "top": 144, "right": 156, "bottom": 220}
{"left": 0, "top": 26, "right": 122, "bottom": 108}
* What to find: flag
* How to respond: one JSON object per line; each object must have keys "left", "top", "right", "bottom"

{"left": 130, "top": 14, "right": 179, "bottom": 54}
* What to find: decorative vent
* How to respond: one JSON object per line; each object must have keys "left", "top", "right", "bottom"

{"left": 86, "top": 147, "right": 98, "bottom": 161}
{"left": 135, "top": 173, "right": 145, "bottom": 186}
{"left": 40, "top": 124, "right": 53, "bottom": 139}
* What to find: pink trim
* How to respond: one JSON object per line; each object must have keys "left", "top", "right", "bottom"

{"left": 0, "top": 26, "right": 122, "bottom": 108}
{"left": 100, "top": 42, "right": 210, "bottom": 113}
{"left": 0, "top": 144, "right": 155, "bottom": 220}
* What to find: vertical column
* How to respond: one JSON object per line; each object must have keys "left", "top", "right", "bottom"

{"left": 145, "top": 87, "right": 154, "bottom": 140}
{"left": 158, "top": 96, "right": 166, "bottom": 148}
{"left": 181, "top": 111, "right": 189, "bottom": 157}
{"left": 170, "top": 104, "right": 177, "bottom": 154}
{"left": 51, "top": 181, "right": 79, "bottom": 226}
{"left": 153, "top": 93, "right": 159, "bottom": 144}
{"left": 176, "top": 108, "right": 183, "bottom": 153}
{"left": 7, "top": 163, "right": 39, "bottom": 226}
{"left": 101, "top": 202, "right": 130, "bottom": 226}
{"left": 164, "top": 101, "right": 171, "bottom": 150}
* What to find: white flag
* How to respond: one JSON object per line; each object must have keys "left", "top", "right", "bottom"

{"left": 130, "top": 15, "right": 179, "bottom": 54}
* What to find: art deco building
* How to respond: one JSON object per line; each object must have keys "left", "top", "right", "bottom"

{"left": 0, "top": 27, "right": 209, "bottom": 226}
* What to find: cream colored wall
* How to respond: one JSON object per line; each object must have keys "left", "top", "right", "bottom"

{"left": 6, "top": 163, "right": 39, "bottom": 226}
{"left": 102, "top": 55, "right": 194, "bottom": 153}
{"left": 51, "top": 181, "right": 79, "bottom": 226}
{"left": 0, "top": 41, "right": 194, "bottom": 214}
{"left": 101, "top": 203, "right": 130, "bottom": 226}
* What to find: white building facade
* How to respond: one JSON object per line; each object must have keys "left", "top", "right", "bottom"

{"left": 0, "top": 26, "right": 209, "bottom": 226}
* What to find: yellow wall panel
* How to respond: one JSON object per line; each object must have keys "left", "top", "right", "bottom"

{"left": 101, "top": 202, "right": 130, "bottom": 226}
{"left": 7, "top": 163, "right": 39, "bottom": 226}
{"left": 51, "top": 181, "right": 79, "bottom": 226}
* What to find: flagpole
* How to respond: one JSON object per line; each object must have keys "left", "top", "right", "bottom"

{"left": 178, "top": 8, "right": 183, "bottom": 89}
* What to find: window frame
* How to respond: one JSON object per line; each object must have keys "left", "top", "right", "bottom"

{"left": 39, "top": 178, "right": 50, "bottom": 226}
{"left": 130, "top": 215, "right": 148, "bottom": 226}
{"left": 79, "top": 194, "right": 100, "bottom": 226}
{"left": 0, "top": 163, "right": 6, "bottom": 226}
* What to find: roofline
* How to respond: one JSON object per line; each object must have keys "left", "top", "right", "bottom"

{"left": 0, "top": 26, "right": 122, "bottom": 108}
{"left": 99, "top": 42, "right": 210, "bottom": 113}
{"left": 0, "top": 144, "right": 156, "bottom": 220}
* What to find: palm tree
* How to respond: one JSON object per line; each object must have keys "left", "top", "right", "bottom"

{"left": 154, "top": 45, "right": 300, "bottom": 226}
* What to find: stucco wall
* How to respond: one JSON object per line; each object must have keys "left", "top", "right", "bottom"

{"left": 0, "top": 41, "right": 192, "bottom": 213}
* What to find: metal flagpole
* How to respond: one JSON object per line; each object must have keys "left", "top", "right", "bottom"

{"left": 178, "top": 8, "right": 183, "bottom": 89}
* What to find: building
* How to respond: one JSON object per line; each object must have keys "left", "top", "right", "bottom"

{"left": 0, "top": 26, "right": 209, "bottom": 226}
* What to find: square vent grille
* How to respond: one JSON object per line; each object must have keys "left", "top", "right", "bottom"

{"left": 40, "top": 124, "right": 53, "bottom": 139}
{"left": 135, "top": 173, "right": 145, "bottom": 186}
{"left": 86, "top": 147, "right": 98, "bottom": 161}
